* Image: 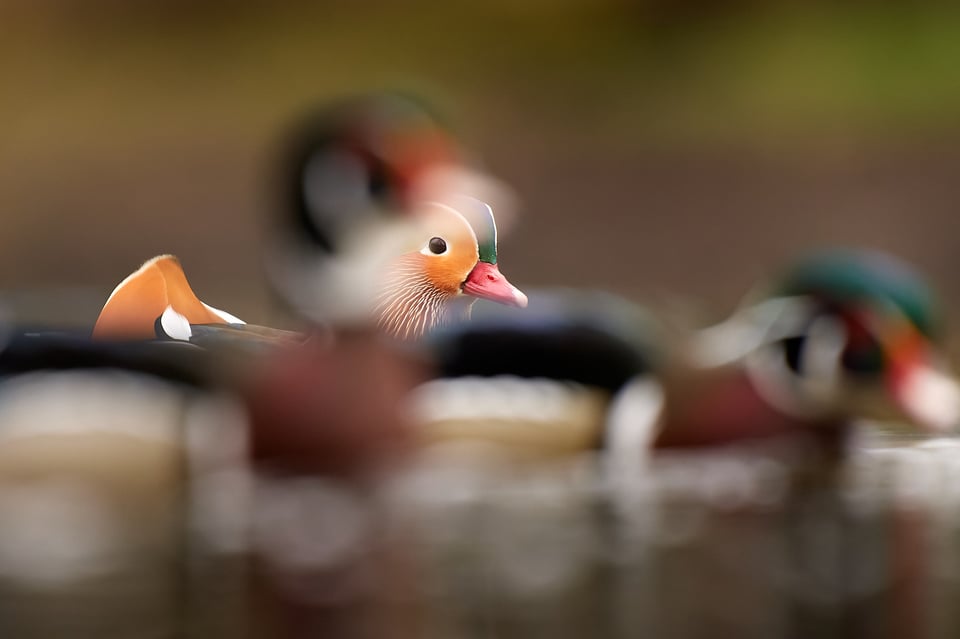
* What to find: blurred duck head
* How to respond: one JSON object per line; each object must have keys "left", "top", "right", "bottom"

{"left": 693, "top": 249, "right": 960, "bottom": 433}
{"left": 269, "top": 92, "right": 524, "bottom": 338}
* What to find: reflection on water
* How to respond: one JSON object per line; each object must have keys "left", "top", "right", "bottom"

{"left": 0, "top": 370, "right": 958, "bottom": 639}
{"left": 225, "top": 436, "right": 960, "bottom": 638}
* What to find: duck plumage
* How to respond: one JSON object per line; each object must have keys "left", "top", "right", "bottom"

{"left": 93, "top": 255, "right": 301, "bottom": 348}
{"left": 93, "top": 255, "right": 242, "bottom": 341}
{"left": 376, "top": 200, "right": 526, "bottom": 339}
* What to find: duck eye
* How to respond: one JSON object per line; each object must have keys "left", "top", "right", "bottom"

{"left": 842, "top": 335, "right": 885, "bottom": 376}
{"left": 428, "top": 237, "right": 447, "bottom": 254}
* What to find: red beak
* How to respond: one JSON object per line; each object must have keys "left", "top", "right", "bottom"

{"left": 462, "top": 262, "right": 528, "bottom": 308}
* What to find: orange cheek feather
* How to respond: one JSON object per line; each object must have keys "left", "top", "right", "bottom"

{"left": 423, "top": 235, "right": 480, "bottom": 295}
{"left": 426, "top": 258, "right": 475, "bottom": 295}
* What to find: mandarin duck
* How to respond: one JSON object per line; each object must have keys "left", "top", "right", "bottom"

{"left": 654, "top": 248, "right": 960, "bottom": 453}
{"left": 93, "top": 97, "right": 525, "bottom": 345}
{"left": 92, "top": 198, "right": 525, "bottom": 345}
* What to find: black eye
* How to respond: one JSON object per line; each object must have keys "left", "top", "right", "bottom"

{"left": 842, "top": 336, "right": 885, "bottom": 377}
{"left": 783, "top": 336, "right": 805, "bottom": 373}
{"left": 428, "top": 237, "right": 447, "bottom": 254}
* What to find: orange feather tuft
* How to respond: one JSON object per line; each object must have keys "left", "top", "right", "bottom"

{"left": 92, "top": 255, "right": 230, "bottom": 339}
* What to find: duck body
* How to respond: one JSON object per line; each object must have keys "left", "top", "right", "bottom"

{"left": 652, "top": 362, "right": 847, "bottom": 458}
{"left": 653, "top": 249, "right": 960, "bottom": 453}
{"left": 410, "top": 289, "right": 659, "bottom": 460}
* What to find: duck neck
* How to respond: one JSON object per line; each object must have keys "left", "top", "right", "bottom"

{"left": 376, "top": 274, "right": 475, "bottom": 340}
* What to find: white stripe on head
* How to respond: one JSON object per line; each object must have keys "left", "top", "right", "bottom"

{"left": 421, "top": 201, "right": 479, "bottom": 246}
{"left": 897, "top": 365, "right": 960, "bottom": 433}
{"left": 407, "top": 164, "right": 518, "bottom": 233}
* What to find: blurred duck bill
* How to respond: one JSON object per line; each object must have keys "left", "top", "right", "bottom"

{"left": 889, "top": 356, "right": 960, "bottom": 434}
{"left": 875, "top": 318, "right": 960, "bottom": 434}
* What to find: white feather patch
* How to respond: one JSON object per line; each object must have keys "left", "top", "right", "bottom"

{"left": 202, "top": 303, "right": 245, "bottom": 325}
{"left": 159, "top": 305, "right": 192, "bottom": 341}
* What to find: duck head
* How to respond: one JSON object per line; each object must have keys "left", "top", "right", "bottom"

{"left": 271, "top": 93, "right": 525, "bottom": 339}
{"left": 376, "top": 198, "right": 527, "bottom": 340}
{"left": 283, "top": 92, "right": 462, "bottom": 254}
{"left": 696, "top": 249, "right": 960, "bottom": 434}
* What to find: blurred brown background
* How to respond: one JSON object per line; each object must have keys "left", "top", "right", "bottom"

{"left": 2, "top": 0, "right": 959, "bottom": 329}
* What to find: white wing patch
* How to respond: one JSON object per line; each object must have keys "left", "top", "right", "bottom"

{"left": 202, "top": 303, "right": 245, "bottom": 325}
{"left": 160, "top": 306, "right": 193, "bottom": 341}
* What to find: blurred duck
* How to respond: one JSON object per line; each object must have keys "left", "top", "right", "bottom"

{"left": 407, "top": 289, "right": 660, "bottom": 462}
{"left": 92, "top": 198, "right": 525, "bottom": 345}
{"left": 268, "top": 91, "right": 526, "bottom": 338}
{"left": 655, "top": 248, "right": 960, "bottom": 452}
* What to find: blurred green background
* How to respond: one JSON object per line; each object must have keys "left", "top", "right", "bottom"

{"left": 2, "top": 0, "right": 959, "bottom": 328}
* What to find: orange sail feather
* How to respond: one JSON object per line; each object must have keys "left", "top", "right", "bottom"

{"left": 93, "top": 255, "right": 239, "bottom": 340}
